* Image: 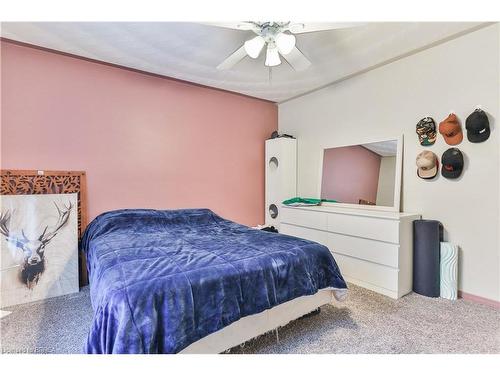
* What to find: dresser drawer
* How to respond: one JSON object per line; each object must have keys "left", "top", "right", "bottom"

{"left": 332, "top": 253, "right": 399, "bottom": 293}
{"left": 280, "top": 224, "right": 328, "bottom": 247}
{"left": 327, "top": 233, "right": 399, "bottom": 268}
{"left": 281, "top": 207, "right": 328, "bottom": 230}
{"left": 327, "top": 213, "right": 400, "bottom": 243}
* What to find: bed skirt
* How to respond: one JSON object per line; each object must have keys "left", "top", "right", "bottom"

{"left": 180, "top": 287, "right": 346, "bottom": 354}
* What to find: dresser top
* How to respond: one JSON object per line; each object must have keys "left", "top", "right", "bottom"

{"left": 281, "top": 204, "right": 420, "bottom": 220}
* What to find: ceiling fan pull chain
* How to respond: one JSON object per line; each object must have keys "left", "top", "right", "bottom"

{"left": 269, "top": 67, "right": 272, "bottom": 85}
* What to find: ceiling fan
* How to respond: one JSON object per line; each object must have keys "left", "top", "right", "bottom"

{"left": 208, "top": 22, "right": 361, "bottom": 71}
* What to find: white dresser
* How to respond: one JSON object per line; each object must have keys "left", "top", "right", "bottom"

{"left": 280, "top": 205, "right": 420, "bottom": 299}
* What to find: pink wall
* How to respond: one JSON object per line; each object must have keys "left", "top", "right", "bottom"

{"left": 0, "top": 41, "right": 277, "bottom": 226}
{"left": 321, "top": 145, "right": 381, "bottom": 204}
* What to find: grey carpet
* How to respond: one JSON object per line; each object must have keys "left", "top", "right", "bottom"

{"left": 1, "top": 284, "right": 498, "bottom": 354}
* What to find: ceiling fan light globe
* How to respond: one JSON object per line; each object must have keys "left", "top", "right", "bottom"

{"left": 244, "top": 36, "right": 265, "bottom": 58}
{"left": 275, "top": 32, "right": 296, "bottom": 55}
{"left": 265, "top": 46, "right": 281, "bottom": 67}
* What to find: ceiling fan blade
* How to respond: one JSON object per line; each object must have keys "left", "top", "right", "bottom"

{"left": 202, "top": 22, "right": 258, "bottom": 31}
{"left": 216, "top": 45, "right": 248, "bottom": 70}
{"left": 282, "top": 46, "right": 311, "bottom": 72}
{"left": 288, "top": 22, "right": 363, "bottom": 34}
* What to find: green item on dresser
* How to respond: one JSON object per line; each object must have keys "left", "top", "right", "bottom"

{"left": 282, "top": 197, "right": 338, "bottom": 206}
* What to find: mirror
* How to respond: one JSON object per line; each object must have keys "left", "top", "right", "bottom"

{"left": 319, "top": 138, "right": 402, "bottom": 211}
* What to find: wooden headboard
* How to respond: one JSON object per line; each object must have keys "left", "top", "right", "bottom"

{"left": 0, "top": 169, "right": 89, "bottom": 285}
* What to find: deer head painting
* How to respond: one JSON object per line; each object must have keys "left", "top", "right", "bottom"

{"left": 0, "top": 193, "right": 79, "bottom": 308}
{"left": 1, "top": 202, "right": 72, "bottom": 288}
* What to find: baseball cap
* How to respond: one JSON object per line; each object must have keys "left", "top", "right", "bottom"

{"left": 416, "top": 151, "right": 438, "bottom": 179}
{"left": 416, "top": 117, "right": 437, "bottom": 146}
{"left": 466, "top": 109, "right": 490, "bottom": 143}
{"left": 441, "top": 148, "right": 464, "bottom": 179}
{"left": 439, "top": 113, "right": 463, "bottom": 145}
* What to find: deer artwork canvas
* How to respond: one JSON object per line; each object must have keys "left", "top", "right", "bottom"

{"left": 0, "top": 193, "right": 78, "bottom": 308}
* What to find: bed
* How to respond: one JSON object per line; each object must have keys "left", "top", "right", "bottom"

{"left": 81, "top": 208, "right": 347, "bottom": 354}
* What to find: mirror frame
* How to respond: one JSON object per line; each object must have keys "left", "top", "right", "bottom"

{"left": 317, "top": 135, "right": 403, "bottom": 212}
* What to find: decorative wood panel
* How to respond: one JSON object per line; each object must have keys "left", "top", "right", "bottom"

{"left": 1, "top": 170, "right": 88, "bottom": 285}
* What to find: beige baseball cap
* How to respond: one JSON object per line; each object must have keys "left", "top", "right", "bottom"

{"left": 416, "top": 151, "right": 438, "bottom": 179}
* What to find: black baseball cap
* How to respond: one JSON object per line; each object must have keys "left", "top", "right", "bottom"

{"left": 466, "top": 109, "right": 490, "bottom": 143}
{"left": 441, "top": 148, "right": 464, "bottom": 179}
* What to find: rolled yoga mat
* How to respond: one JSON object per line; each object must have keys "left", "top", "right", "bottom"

{"left": 413, "top": 220, "right": 443, "bottom": 297}
{"left": 440, "top": 242, "right": 458, "bottom": 300}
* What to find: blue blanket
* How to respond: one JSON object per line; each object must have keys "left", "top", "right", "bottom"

{"left": 82, "top": 209, "right": 347, "bottom": 353}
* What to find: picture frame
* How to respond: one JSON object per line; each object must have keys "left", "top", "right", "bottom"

{"left": 0, "top": 170, "right": 88, "bottom": 285}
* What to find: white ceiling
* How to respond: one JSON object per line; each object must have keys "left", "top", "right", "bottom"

{"left": 362, "top": 140, "right": 398, "bottom": 157}
{"left": 1, "top": 22, "right": 487, "bottom": 102}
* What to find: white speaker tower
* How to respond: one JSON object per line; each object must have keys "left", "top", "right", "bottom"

{"left": 265, "top": 138, "right": 297, "bottom": 229}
